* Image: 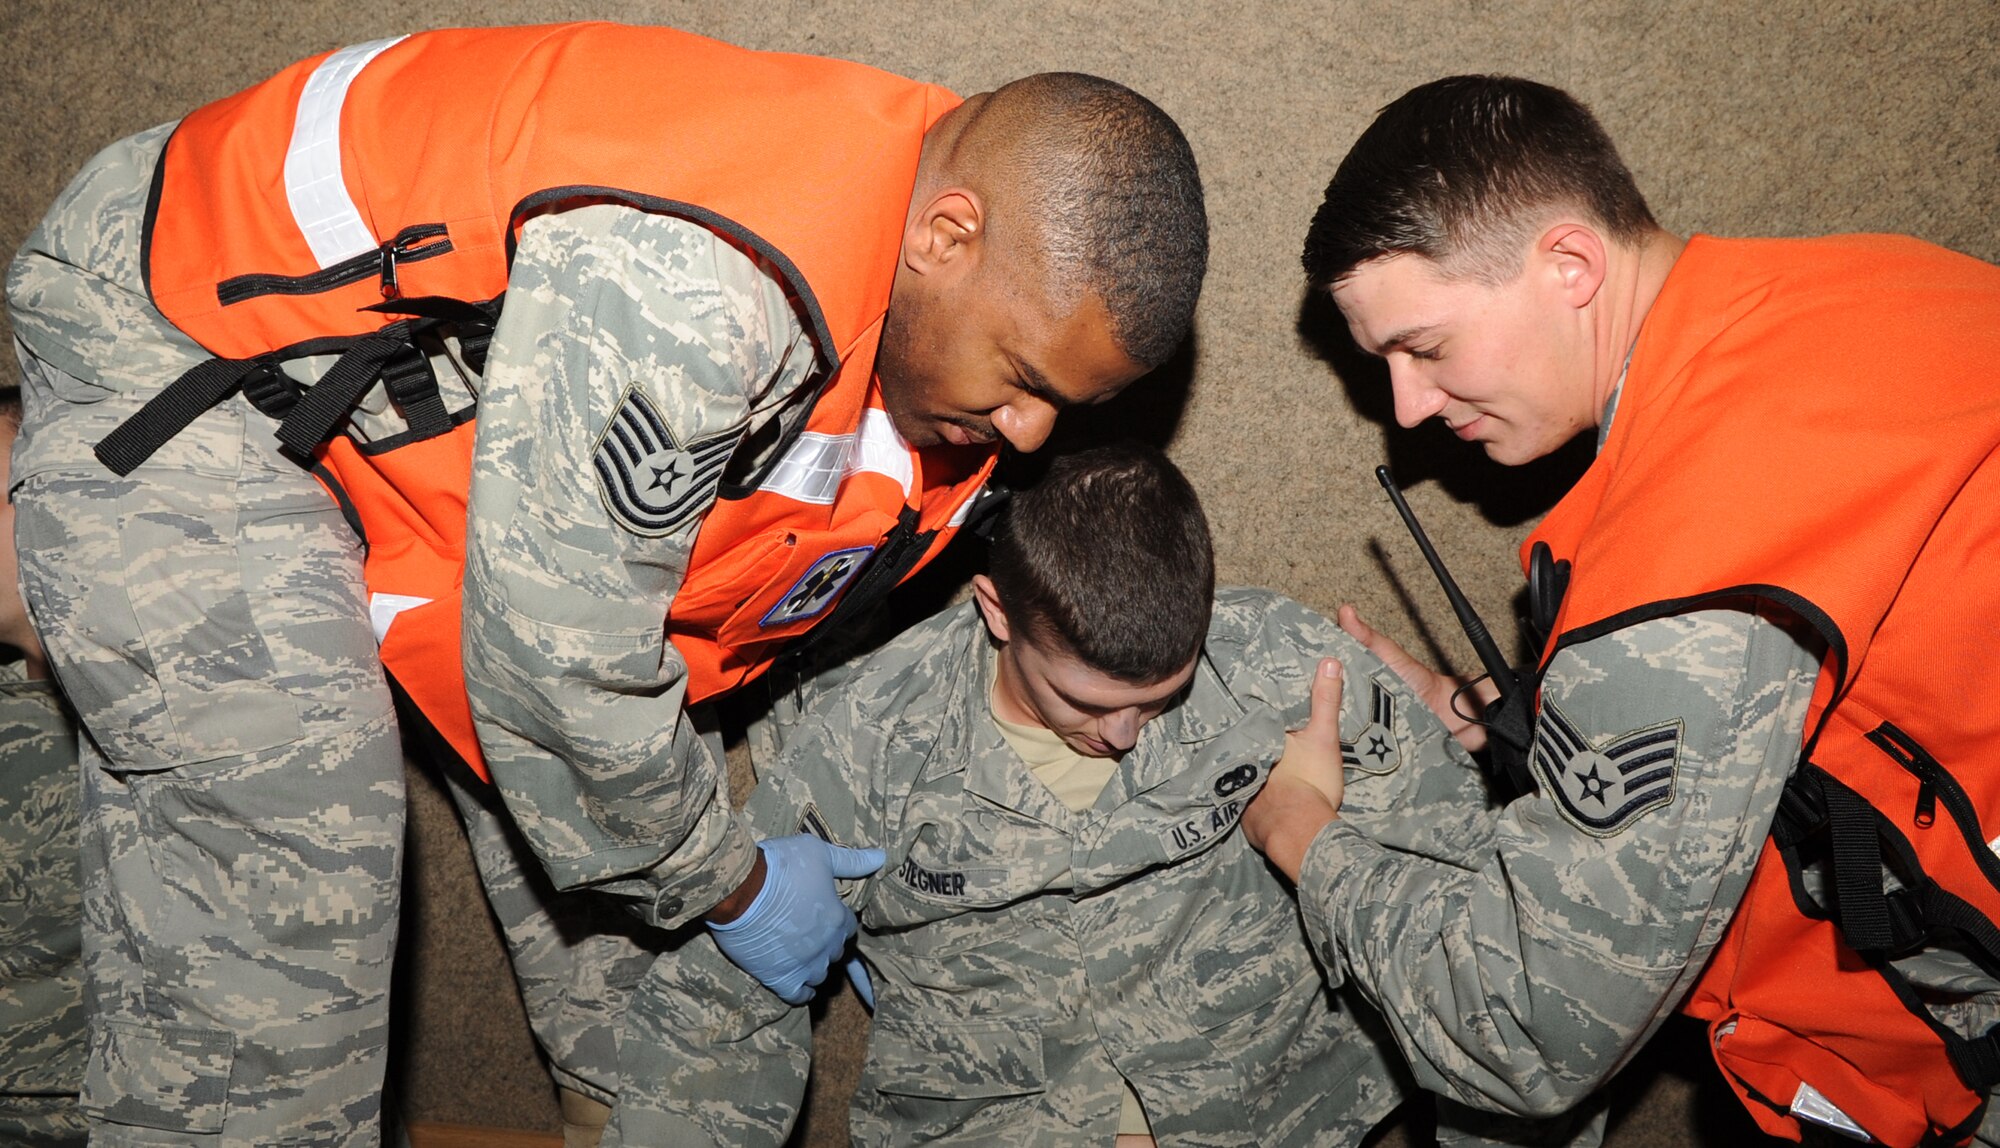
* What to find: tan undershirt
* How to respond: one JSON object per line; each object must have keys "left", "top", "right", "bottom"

{"left": 990, "top": 652, "right": 1153, "bottom": 1140}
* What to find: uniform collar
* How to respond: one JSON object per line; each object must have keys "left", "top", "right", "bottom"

{"left": 914, "top": 603, "right": 1253, "bottom": 816}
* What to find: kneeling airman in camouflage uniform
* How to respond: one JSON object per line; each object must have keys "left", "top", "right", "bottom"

{"left": 611, "top": 445, "right": 1520, "bottom": 1147}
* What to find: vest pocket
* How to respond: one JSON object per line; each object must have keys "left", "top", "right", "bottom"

{"left": 713, "top": 530, "right": 880, "bottom": 647}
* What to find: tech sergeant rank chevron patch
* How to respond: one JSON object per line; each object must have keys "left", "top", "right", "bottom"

{"left": 593, "top": 387, "right": 740, "bottom": 537}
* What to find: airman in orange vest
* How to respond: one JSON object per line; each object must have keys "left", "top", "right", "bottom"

{"left": 1249, "top": 74, "right": 2000, "bottom": 1148}
{"left": 7, "top": 23, "right": 1207, "bottom": 1145}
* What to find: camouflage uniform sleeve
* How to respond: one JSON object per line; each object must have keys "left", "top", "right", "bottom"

{"left": 462, "top": 204, "right": 815, "bottom": 929}
{"left": 1224, "top": 588, "right": 1498, "bottom": 866}
{"left": 1296, "top": 603, "right": 1821, "bottom": 1116}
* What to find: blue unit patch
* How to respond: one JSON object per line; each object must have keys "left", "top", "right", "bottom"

{"left": 762, "top": 545, "right": 874, "bottom": 627}
{"left": 592, "top": 387, "right": 739, "bottom": 537}
{"left": 1532, "top": 699, "right": 1682, "bottom": 837}
{"left": 1340, "top": 679, "right": 1403, "bottom": 775}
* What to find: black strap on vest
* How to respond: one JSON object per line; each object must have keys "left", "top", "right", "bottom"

{"left": 1822, "top": 778, "right": 1895, "bottom": 955}
{"left": 94, "top": 298, "right": 497, "bottom": 475}
{"left": 94, "top": 357, "right": 267, "bottom": 476}
{"left": 272, "top": 332, "right": 416, "bottom": 462}
{"left": 1777, "top": 755, "right": 2000, "bottom": 1109}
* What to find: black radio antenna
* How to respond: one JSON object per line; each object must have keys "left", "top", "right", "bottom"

{"left": 1373, "top": 466, "right": 1514, "bottom": 691}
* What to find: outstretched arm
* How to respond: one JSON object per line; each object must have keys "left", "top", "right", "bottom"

{"left": 1289, "top": 605, "right": 1820, "bottom": 1115}
{"left": 464, "top": 204, "right": 816, "bottom": 929}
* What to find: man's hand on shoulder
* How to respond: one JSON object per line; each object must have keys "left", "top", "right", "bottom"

{"left": 1243, "top": 657, "right": 1344, "bottom": 881}
{"left": 1338, "top": 604, "right": 1497, "bottom": 754}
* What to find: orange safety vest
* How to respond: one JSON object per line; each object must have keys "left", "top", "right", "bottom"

{"left": 1524, "top": 235, "right": 2000, "bottom": 1146}
{"left": 103, "top": 23, "right": 995, "bottom": 778}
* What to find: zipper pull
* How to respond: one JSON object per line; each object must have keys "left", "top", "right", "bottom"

{"left": 379, "top": 239, "right": 403, "bottom": 301}
{"left": 378, "top": 227, "right": 450, "bottom": 301}
{"left": 1914, "top": 779, "right": 1937, "bottom": 829}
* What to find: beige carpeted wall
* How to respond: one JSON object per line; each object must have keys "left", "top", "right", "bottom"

{"left": 5, "top": 1, "right": 1995, "bottom": 1144}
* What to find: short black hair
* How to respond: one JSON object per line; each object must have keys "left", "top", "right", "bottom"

{"left": 1303, "top": 75, "right": 1656, "bottom": 286}
{"left": 983, "top": 74, "right": 1208, "bottom": 369}
{"left": 987, "top": 442, "right": 1213, "bottom": 682}
{"left": 0, "top": 385, "right": 20, "bottom": 430}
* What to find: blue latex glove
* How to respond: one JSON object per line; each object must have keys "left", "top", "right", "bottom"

{"left": 708, "top": 835, "right": 885, "bottom": 1005}
{"left": 845, "top": 954, "right": 875, "bottom": 1012}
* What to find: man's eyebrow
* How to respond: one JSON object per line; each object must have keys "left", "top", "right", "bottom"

{"left": 1370, "top": 324, "right": 1439, "bottom": 356}
{"left": 1052, "top": 682, "right": 1113, "bottom": 714}
{"left": 1016, "top": 359, "right": 1076, "bottom": 408}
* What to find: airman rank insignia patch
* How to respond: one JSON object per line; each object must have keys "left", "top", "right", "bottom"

{"left": 762, "top": 546, "right": 873, "bottom": 627}
{"left": 593, "top": 388, "right": 739, "bottom": 537}
{"left": 1340, "top": 680, "right": 1403, "bottom": 775}
{"left": 1532, "top": 699, "right": 1682, "bottom": 837}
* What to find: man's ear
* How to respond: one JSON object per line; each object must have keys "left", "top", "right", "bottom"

{"left": 971, "top": 574, "right": 1011, "bottom": 644}
{"left": 1536, "top": 222, "right": 1609, "bottom": 309}
{"left": 901, "top": 188, "right": 985, "bottom": 279}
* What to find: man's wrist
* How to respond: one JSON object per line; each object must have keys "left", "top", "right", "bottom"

{"left": 1266, "top": 805, "right": 1337, "bottom": 883}
{"left": 705, "top": 847, "right": 768, "bottom": 925}
{"left": 1245, "top": 779, "right": 1338, "bottom": 882}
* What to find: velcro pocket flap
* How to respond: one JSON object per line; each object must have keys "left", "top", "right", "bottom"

{"left": 868, "top": 1017, "right": 1045, "bottom": 1100}
{"left": 82, "top": 1019, "right": 235, "bottom": 1134}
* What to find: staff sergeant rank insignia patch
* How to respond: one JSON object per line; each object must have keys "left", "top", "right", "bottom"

{"left": 1532, "top": 699, "right": 1682, "bottom": 837}
{"left": 1339, "top": 680, "right": 1403, "bottom": 775}
{"left": 593, "top": 388, "right": 739, "bottom": 537}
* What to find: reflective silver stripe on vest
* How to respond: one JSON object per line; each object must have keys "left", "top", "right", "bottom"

{"left": 946, "top": 481, "right": 985, "bottom": 526}
{"left": 851, "top": 409, "right": 915, "bottom": 497}
{"left": 761, "top": 408, "right": 915, "bottom": 506}
{"left": 283, "top": 35, "right": 408, "bottom": 268}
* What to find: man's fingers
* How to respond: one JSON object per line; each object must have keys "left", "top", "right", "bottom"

{"left": 1302, "top": 657, "right": 1344, "bottom": 745}
{"left": 846, "top": 955, "right": 875, "bottom": 1011}
{"left": 826, "top": 844, "right": 888, "bottom": 880}
{"left": 1338, "top": 604, "right": 1418, "bottom": 675}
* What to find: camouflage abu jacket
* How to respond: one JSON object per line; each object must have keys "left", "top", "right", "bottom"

{"left": 629, "top": 587, "right": 1499, "bottom": 1147}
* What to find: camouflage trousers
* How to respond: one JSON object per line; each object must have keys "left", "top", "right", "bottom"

{"left": 7, "top": 121, "right": 678, "bottom": 1143}
{"left": 0, "top": 672, "right": 87, "bottom": 1147}
{"left": 9, "top": 123, "right": 406, "bottom": 1147}
{"left": 433, "top": 754, "right": 661, "bottom": 1111}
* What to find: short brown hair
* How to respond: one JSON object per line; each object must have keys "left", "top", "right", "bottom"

{"left": 987, "top": 443, "right": 1213, "bottom": 682}
{"left": 1303, "top": 75, "right": 1656, "bottom": 286}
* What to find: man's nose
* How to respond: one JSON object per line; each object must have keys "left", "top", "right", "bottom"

{"left": 1099, "top": 708, "right": 1142, "bottom": 753}
{"left": 992, "top": 397, "right": 1058, "bottom": 453}
{"left": 1388, "top": 361, "right": 1448, "bottom": 428}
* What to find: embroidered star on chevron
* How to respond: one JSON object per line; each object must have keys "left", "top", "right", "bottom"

{"left": 1339, "top": 679, "right": 1404, "bottom": 776}
{"left": 1532, "top": 699, "right": 1683, "bottom": 837}
{"left": 592, "top": 387, "right": 740, "bottom": 536}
